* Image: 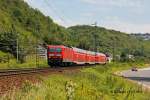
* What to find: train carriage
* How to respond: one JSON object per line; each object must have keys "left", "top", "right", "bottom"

{"left": 97, "top": 53, "right": 107, "bottom": 64}
{"left": 47, "top": 45, "right": 107, "bottom": 67}
{"left": 72, "top": 47, "right": 86, "bottom": 64}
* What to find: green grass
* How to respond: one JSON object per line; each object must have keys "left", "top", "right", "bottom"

{"left": 1, "top": 62, "right": 150, "bottom": 100}
{"left": 0, "top": 58, "right": 48, "bottom": 69}
{"left": 0, "top": 53, "right": 48, "bottom": 69}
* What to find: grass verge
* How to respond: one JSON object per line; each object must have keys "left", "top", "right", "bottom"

{"left": 1, "top": 62, "right": 150, "bottom": 100}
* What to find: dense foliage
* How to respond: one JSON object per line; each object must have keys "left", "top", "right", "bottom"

{"left": 68, "top": 25, "right": 150, "bottom": 59}
{"left": 0, "top": 0, "right": 149, "bottom": 62}
{"left": 0, "top": 0, "right": 69, "bottom": 44}
{"left": 0, "top": 0, "right": 69, "bottom": 62}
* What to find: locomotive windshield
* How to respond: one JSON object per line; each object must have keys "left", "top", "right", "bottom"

{"left": 56, "top": 48, "right": 62, "bottom": 52}
{"left": 49, "top": 48, "right": 62, "bottom": 52}
{"left": 49, "top": 48, "right": 55, "bottom": 52}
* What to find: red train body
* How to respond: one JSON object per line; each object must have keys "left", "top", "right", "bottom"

{"left": 47, "top": 45, "right": 107, "bottom": 66}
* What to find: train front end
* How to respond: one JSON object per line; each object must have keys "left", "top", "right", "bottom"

{"left": 47, "top": 45, "right": 63, "bottom": 66}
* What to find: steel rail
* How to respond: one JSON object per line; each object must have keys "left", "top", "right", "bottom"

{"left": 0, "top": 67, "right": 63, "bottom": 77}
{"left": 0, "top": 66, "right": 85, "bottom": 77}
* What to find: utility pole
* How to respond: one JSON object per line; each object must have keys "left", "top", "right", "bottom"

{"left": 141, "top": 45, "right": 144, "bottom": 56}
{"left": 35, "top": 37, "right": 39, "bottom": 67}
{"left": 112, "top": 37, "right": 115, "bottom": 62}
{"left": 92, "top": 22, "right": 98, "bottom": 64}
{"left": 35, "top": 24, "right": 40, "bottom": 67}
{"left": 12, "top": 24, "right": 19, "bottom": 63}
{"left": 7, "top": 54, "right": 10, "bottom": 68}
{"left": 17, "top": 37, "right": 19, "bottom": 63}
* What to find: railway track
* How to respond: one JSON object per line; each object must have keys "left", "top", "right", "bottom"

{"left": 0, "top": 67, "right": 50, "bottom": 77}
{"left": 0, "top": 65, "right": 93, "bottom": 95}
{"left": 0, "top": 66, "right": 84, "bottom": 77}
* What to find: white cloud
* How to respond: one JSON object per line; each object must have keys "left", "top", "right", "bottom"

{"left": 56, "top": 14, "right": 149, "bottom": 33}
{"left": 25, "top": 0, "right": 149, "bottom": 33}
{"left": 103, "top": 22, "right": 150, "bottom": 33}
{"left": 101, "top": 16, "right": 150, "bottom": 33}
{"left": 56, "top": 15, "right": 150, "bottom": 33}
{"left": 82, "top": 0, "right": 143, "bottom": 8}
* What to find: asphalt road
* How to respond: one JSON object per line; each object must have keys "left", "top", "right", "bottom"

{"left": 121, "top": 67, "right": 150, "bottom": 86}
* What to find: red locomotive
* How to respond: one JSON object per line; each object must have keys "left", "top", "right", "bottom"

{"left": 47, "top": 45, "right": 107, "bottom": 66}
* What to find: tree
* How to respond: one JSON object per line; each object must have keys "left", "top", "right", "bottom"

{"left": 0, "top": 31, "right": 17, "bottom": 57}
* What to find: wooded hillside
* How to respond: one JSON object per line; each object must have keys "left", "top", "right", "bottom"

{"left": 0, "top": 0, "right": 149, "bottom": 61}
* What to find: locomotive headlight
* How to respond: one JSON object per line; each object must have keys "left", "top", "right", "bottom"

{"left": 49, "top": 54, "right": 54, "bottom": 56}
{"left": 56, "top": 54, "right": 62, "bottom": 56}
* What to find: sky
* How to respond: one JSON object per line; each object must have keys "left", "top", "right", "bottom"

{"left": 25, "top": 0, "right": 150, "bottom": 33}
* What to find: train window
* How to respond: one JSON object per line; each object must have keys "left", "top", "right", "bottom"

{"left": 49, "top": 48, "right": 55, "bottom": 52}
{"left": 56, "top": 48, "right": 62, "bottom": 52}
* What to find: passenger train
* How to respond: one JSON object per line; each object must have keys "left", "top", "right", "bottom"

{"left": 47, "top": 45, "right": 107, "bottom": 66}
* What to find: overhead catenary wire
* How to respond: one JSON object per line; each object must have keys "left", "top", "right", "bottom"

{"left": 48, "top": 0, "right": 72, "bottom": 25}
{"left": 43, "top": 0, "right": 69, "bottom": 26}
{"left": 25, "top": 0, "right": 72, "bottom": 26}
